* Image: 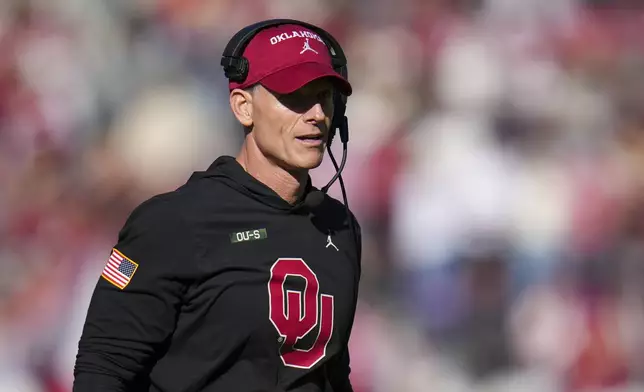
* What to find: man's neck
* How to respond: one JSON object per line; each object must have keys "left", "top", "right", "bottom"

{"left": 236, "top": 138, "right": 308, "bottom": 205}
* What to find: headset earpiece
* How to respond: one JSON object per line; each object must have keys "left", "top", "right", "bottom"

{"left": 329, "top": 62, "right": 348, "bottom": 147}
{"left": 329, "top": 91, "right": 346, "bottom": 147}
{"left": 222, "top": 57, "right": 249, "bottom": 83}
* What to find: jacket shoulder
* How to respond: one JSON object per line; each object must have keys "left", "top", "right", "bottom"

{"left": 322, "top": 194, "right": 361, "bottom": 232}
{"left": 117, "top": 191, "right": 186, "bottom": 240}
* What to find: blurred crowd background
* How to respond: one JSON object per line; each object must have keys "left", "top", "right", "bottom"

{"left": 2, "top": 0, "right": 644, "bottom": 391}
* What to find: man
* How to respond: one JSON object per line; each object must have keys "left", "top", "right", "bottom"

{"left": 73, "top": 20, "right": 361, "bottom": 392}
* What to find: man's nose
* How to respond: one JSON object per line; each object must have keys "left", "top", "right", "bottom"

{"left": 306, "top": 103, "right": 326, "bottom": 124}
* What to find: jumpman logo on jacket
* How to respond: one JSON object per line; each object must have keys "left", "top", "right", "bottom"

{"left": 326, "top": 233, "right": 339, "bottom": 251}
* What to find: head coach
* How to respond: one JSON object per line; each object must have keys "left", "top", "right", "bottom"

{"left": 73, "top": 18, "right": 362, "bottom": 392}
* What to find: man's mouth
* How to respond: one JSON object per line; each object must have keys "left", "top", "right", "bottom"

{"left": 296, "top": 134, "right": 324, "bottom": 145}
{"left": 296, "top": 134, "right": 324, "bottom": 141}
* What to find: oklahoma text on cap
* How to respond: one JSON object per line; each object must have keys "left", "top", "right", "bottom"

{"left": 228, "top": 24, "right": 352, "bottom": 96}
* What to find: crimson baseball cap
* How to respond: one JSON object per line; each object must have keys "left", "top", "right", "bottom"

{"left": 228, "top": 24, "right": 352, "bottom": 96}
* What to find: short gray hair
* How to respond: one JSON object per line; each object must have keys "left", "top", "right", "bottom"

{"left": 243, "top": 84, "right": 260, "bottom": 95}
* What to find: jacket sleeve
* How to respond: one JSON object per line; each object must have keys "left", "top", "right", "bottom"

{"left": 328, "top": 216, "right": 362, "bottom": 392}
{"left": 327, "top": 347, "right": 354, "bottom": 392}
{"left": 73, "top": 197, "right": 197, "bottom": 391}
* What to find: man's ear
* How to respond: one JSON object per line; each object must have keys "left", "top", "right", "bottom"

{"left": 230, "top": 88, "right": 254, "bottom": 128}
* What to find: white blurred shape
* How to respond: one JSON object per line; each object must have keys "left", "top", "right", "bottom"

{"left": 347, "top": 26, "right": 423, "bottom": 92}
{"left": 392, "top": 112, "right": 514, "bottom": 267}
{"left": 344, "top": 91, "right": 399, "bottom": 153}
{"left": 0, "top": 368, "right": 41, "bottom": 392}
{"left": 434, "top": 26, "right": 504, "bottom": 114}
{"left": 108, "top": 84, "right": 234, "bottom": 194}
{"left": 266, "top": 0, "right": 332, "bottom": 26}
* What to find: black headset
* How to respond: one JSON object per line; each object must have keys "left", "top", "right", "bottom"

{"left": 220, "top": 19, "right": 359, "bottom": 264}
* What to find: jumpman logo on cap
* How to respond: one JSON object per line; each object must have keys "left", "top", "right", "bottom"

{"left": 300, "top": 38, "right": 318, "bottom": 55}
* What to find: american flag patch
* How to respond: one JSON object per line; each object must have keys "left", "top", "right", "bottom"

{"left": 101, "top": 249, "right": 139, "bottom": 289}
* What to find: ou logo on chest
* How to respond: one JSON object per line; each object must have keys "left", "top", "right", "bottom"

{"left": 267, "top": 258, "right": 334, "bottom": 369}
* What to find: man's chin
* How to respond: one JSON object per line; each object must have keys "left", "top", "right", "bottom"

{"left": 288, "top": 153, "right": 325, "bottom": 171}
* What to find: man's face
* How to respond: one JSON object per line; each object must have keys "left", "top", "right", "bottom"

{"left": 249, "top": 79, "right": 335, "bottom": 171}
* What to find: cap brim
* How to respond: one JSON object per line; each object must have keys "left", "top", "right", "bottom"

{"left": 259, "top": 62, "right": 352, "bottom": 96}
